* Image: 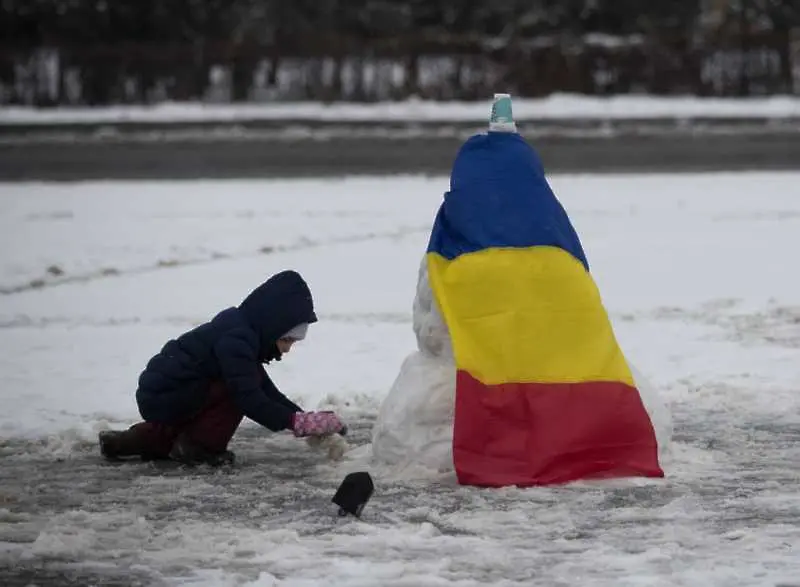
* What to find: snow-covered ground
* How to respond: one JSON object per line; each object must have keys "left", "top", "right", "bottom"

{"left": 2, "top": 94, "right": 800, "bottom": 125}
{"left": 1, "top": 173, "right": 799, "bottom": 586}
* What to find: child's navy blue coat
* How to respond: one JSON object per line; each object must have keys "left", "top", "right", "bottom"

{"left": 135, "top": 270, "right": 317, "bottom": 431}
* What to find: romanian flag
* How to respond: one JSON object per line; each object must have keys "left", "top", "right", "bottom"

{"left": 427, "top": 130, "right": 664, "bottom": 487}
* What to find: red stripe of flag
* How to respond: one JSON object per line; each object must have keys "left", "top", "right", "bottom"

{"left": 452, "top": 370, "right": 664, "bottom": 487}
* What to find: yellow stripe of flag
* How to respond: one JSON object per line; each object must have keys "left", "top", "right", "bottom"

{"left": 427, "top": 246, "right": 635, "bottom": 387}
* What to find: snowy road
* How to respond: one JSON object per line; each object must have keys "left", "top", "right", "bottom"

{"left": 3, "top": 132, "right": 800, "bottom": 181}
{"left": 1, "top": 174, "right": 799, "bottom": 585}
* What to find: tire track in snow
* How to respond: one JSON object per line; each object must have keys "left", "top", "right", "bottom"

{"left": 620, "top": 298, "right": 800, "bottom": 349}
{"left": 0, "top": 311, "right": 411, "bottom": 330}
{"left": 0, "top": 226, "right": 429, "bottom": 297}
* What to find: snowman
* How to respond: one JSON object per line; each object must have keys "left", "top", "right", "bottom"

{"left": 369, "top": 94, "right": 672, "bottom": 484}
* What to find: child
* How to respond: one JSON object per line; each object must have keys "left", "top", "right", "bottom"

{"left": 99, "top": 269, "right": 346, "bottom": 466}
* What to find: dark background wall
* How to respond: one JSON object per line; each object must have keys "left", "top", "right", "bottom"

{"left": 1, "top": 0, "right": 799, "bottom": 106}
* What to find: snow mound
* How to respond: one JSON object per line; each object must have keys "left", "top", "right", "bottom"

{"left": 368, "top": 259, "right": 455, "bottom": 479}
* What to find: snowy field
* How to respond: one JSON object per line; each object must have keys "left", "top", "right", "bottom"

{"left": 2, "top": 94, "right": 800, "bottom": 125}
{"left": 1, "top": 172, "right": 799, "bottom": 586}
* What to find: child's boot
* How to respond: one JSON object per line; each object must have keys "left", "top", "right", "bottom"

{"left": 168, "top": 433, "right": 235, "bottom": 467}
{"left": 99, "top": 430, "right": 144, "bottom": 460}
{"left": 99, "top": 425, "right": 172, "bottom": 461}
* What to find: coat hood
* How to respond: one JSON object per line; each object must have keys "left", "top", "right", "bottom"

{"left": 239, "top": 270, "right": 317, "bottom": 358}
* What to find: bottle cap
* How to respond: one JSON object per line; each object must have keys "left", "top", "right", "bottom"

{"left": 489, "top": 93, "right": 516, "bottom": 132}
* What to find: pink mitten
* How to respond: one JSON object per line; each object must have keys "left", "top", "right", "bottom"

{"left": 292, "top": 411, "right": 345, "bottom": 438}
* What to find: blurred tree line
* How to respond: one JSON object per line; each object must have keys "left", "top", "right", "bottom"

{"left": 0, "top": 0, "right": 798, "bottom": 106}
